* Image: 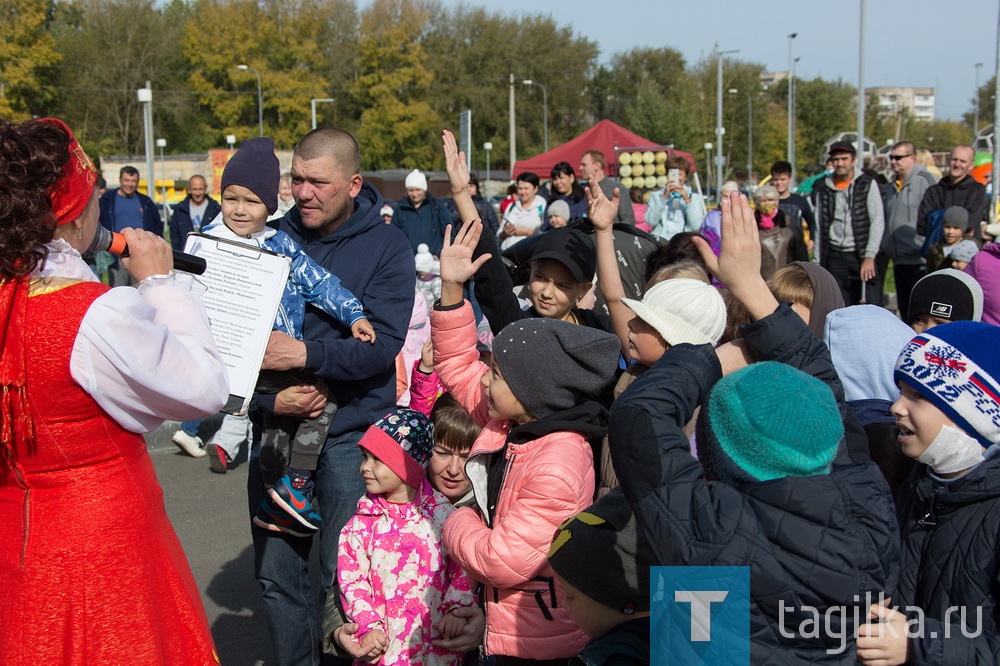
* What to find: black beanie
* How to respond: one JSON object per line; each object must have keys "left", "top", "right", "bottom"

{"left": 221, "top": 137, "right": 280, "bottom": 214}
{"left": 548, "top": 489, "right": 652, "bottom": 614}
{"left": 493, "top": 318, "right": 619, "bottom": 419}
{"left": 908, "top": 268, "right": 984, "bottom": 324}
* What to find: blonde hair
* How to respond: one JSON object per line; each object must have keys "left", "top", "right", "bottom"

{"left": 647, "top": 260, "right": 710, "bottom": 288}
{"left": 915, "top": 149, "right": 935, "bottom": 169}
{"left": 766, "top": 264, "right": 814, "bottom": 308}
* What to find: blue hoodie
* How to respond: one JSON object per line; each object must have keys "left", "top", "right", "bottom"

{"left": 258, "top": 181, "right": 416, "bottom": 438}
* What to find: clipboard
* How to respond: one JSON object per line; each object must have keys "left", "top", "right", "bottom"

{"left": 184, "top": 232, "right": 292, "bottom": 415}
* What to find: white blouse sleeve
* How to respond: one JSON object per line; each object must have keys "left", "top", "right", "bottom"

{"left": 70, "top": 276, "right": 230, "bottom": 433}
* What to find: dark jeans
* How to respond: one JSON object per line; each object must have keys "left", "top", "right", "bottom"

{"left": 249, "top": 427, "right": 365, "bottom": 666}
{"left": 824, "top": 248, "right": 881, "bottom": 306}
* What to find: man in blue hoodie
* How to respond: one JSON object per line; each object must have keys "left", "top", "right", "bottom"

{"left": 249, "top": 127, "right": 415, "bottom": 666}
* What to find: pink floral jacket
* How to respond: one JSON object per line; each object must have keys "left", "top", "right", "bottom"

{"left": 338, "top": 478, "right": 475, "bottom": 665}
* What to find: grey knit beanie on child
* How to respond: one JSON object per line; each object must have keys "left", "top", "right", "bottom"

{"left": 493, "top": 318, "right": 620, "bottom": 419}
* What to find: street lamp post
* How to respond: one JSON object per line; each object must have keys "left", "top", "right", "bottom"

{"left": 791, "top": 57, "right": 800, "bottom": 179}
{"left": 137, "top": 84, "right": 154, "bottom": 202}
{"left": 226, "top": 134, "right": 236, "bottom": 153}
{"left": 156, "top": 138, "right": 168, "bottom": 222}
{"left": 974, "top": 62, "right": 984, "bottom": 140}
{"left": 311, "top": 98, "right": 335, "bottom": 130}
{"left": 704, "top": 142, "right": 713, "bottom": 199}
{"left": 788, "top": 33, "right": 797, "bottom": 176}
{"left": 484, "top": 141, "right": 493, "bottom": 190}
{"left": 237, "top": 64, "right": 263, "bottom": 137}
{"left": 857, "top": 0, "right": 867, "bottom": 161}
{"left": 729, "top": 89, "right": 753, "bottom": 181}
{"left": 521, "top": 79, "right": 548, "bottom": 153}
{"left": 716, "top": 49, "right": 740, "bottom": 194}
{"left": 509, "top": 73, "right": 516, "bottom": 173}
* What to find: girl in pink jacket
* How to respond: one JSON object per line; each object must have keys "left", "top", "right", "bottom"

{"left": 338, "top": 409, "right": 475, "bottom": 665}
{"left": 432, "top": 220, "right": 621, "bottom": 663}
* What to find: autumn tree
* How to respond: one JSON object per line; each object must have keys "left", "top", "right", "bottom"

{"left": 183, "top": 0, "right": 345, "bottom": 149}
{"left": 52, "top": 0, "right": 185, "bottom": 155}
{"left": 344, "top": 0, "right": 441, "bottom": 170}
{"left": 589, "top": 47, "right": 698, "bottom": 151}
{"left": 421, "top": 3, "right": 598, "bottom": 169}
{"left": 0, "top": 0, "right": 61, "bottom": 120}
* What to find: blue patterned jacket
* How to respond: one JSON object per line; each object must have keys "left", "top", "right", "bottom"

{"left": 202, "top": 217, "right": 366, "bottom": 340}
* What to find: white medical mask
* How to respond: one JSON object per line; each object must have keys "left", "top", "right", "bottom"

{"left": 917, "top": 424, "right": 985, "bottom": 475}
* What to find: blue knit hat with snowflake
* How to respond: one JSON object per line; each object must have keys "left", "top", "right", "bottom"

{"left": 358, "top": 409, "right": 435, "bottom": 488}
{"left": 695, "top": 361, "right": 844, "bottom": 489}
{"left": 895, "top": 321, "right": 1000, "bottom": 448}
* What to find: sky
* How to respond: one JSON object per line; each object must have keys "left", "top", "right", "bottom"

{"left": 412, "top": 0, "right": 999, "bottom": 123}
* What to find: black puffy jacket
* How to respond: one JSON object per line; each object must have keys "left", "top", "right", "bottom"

{"left": 896, "top": 455, "right": 1000, "bottom": 664}
{"left": 609, "top": 304, "right": 900, "bottom": 663}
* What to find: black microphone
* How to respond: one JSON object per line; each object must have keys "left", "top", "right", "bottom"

{"left": 89, "top": 226, "right": 207, "bottom": 275}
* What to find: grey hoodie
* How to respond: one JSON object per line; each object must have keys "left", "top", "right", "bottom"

{"left": 823, "top": 304, "right": 915, "bottom": 403}
{"left": 882, "top": 164, "right": 938, "bottom": 265}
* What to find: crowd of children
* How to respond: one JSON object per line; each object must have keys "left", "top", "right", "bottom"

{"left": 179, "top": 132, "right": 1000, "bottom": 665}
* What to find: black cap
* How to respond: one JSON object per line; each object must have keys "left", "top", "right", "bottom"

{"left": 529, "top": 228, "right": 596, "bottom": 283}
{"left": 828, "top": 140, "right": 857, "bottom": 158}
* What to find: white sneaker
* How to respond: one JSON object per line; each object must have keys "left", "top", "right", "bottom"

{"left": 171, "top": 430, "right": 207, "bottom": 458}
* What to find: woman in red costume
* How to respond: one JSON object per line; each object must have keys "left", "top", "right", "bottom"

{"left": 0, "top": 118, "right": 229, "bottom": 664}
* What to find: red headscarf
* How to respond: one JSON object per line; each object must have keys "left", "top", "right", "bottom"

{"left": 0, "top": 118, "right": 97, "bottom": 453}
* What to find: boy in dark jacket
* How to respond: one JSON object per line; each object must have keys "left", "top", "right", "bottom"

{"left": 856, "top": 321, "right": 1000, "bottom": 665}
{"left": 609, "top": 192, "right": 900, "bottom": 663}
{"left": 548, "top": 489, "right": 652, "bottom": 666}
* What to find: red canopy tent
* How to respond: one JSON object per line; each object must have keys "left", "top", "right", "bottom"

{"left": 512, "top": 119, "right": 697, "bottom": 178}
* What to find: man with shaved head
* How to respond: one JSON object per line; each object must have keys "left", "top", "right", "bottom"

{"left": 250, "top": 127, "right": 415, "bottom": 665}
{"left": 918, "top": 144, "right": 989, "bottom": 244}
{"left": 169, "top": 174, "right": 220, "bottom": 250}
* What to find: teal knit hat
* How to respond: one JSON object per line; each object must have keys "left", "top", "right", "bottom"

{"left": 696, "top": 362, "right": 843, "bottom": 488}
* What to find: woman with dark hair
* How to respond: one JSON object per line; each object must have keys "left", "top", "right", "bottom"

{"left": 545, "top": 161, "right": 587, "bottom": 230}
{"left": 0, "top": 118, "right": 229, "bottom": 665}
{"left": 498, "top": 171, "right": 545, "bottom": 250}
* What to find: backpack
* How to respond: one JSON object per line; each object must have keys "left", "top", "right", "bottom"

{"left": 920, "top": 208, "right": 946, "bottom": 257}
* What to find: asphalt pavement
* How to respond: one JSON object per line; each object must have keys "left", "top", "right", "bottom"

{"left": 149, "top": 417, "right": 276, "bottom": 665}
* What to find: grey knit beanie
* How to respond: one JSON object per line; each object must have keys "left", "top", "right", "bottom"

{"left": 221, "top": 137, "right": 280, "bottom": 214}
{"left": 493, "top": 318, "right": 619, "bottom": 418}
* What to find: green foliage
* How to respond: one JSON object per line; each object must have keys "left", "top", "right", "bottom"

{"left": 792, "top": 77, "right": 856, "bottom": 171}
{"left": 592, "top": 47, "right": 698, "bottom": 150}
{"left": 51, "top": 0, "right": 187, "bottom": 155}
{"left": 346, "top": 0, "right": 440, "bottom": 169}
{"left": 0, "top": 0, "right": 61, "bottom": 120}
{"left": 420, "top": 4, "right": 599, "bottom": 169}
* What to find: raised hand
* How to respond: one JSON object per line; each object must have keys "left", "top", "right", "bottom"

{"left": 439, "top": 219, "right": 492, "bottom": 306}
{"left": 585, "top": 176, "right": 617, "bottom": 233}
{"left": 691, "top": 191, "right": 759, "bottom": 286}
{"left": 442, "top": 129, "right": 471, "bottom": 195}
{"left": 692, "top": 191, "right": 777, "bottom": 321}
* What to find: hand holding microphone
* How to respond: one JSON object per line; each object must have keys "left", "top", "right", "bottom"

{"left": 89, "top": 226, "right": 207, "bottom": 276}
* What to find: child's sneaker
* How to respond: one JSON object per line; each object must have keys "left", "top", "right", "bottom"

{"left": 268, "top": 473, "right": 323, "bottom": 532}
{"left": 253, "top": 496, "right": 317, "bottom": 538}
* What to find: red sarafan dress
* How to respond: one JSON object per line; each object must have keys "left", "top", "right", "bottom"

{"left": 0, "top": 278, "right": 220, "bottom": 665}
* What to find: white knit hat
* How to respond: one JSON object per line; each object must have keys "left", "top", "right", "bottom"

{"left": 414, "top": 243, "right": 435, "bottom": 273}
{"left": 405, "top": 169, "right": 428, "bottom": 191}
{"left": 621, "top": 278, "right": 726, "bottom": 346}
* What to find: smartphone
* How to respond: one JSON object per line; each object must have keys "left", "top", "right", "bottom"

{"left": 667, "top": 168, "right": 680, "bottom": 186}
